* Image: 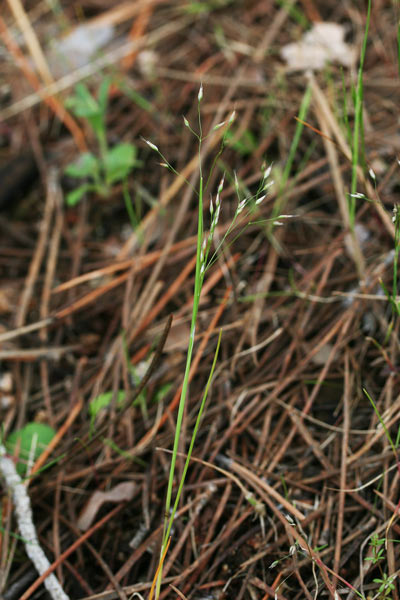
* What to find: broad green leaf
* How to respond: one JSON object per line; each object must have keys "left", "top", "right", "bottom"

{"left": 65, "top": 83, "right": 105, "bottom": 138}
{"left": 104, "top": 143, "right": 137, "bottom": 184}
{"left": 66, "top": 184, "right": 93, "bottom": 206}
{"left": 64, "top": 152, "right": 99, "bottom": 179}
{"left": 65, "top": 83, "right": 100, "bottom": 119}
{"left": 6, "top": 423, "right": 56, "bottom": 476}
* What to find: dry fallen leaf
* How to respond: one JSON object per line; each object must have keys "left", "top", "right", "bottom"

{"left": 77, "top": 481, "right": 136, "bottom": 531}
{"left": 163, "top": 321, "right": 190, "bottom": 352}
{"left": 281, "top": 22, "right": 356, "bottom": 71}
{"left": 311, "top": 343, "right": 334, "bottom": 366}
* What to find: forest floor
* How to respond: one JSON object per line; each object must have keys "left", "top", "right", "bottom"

{"left": 1, "top": 1, "right": 400, "bottom": 599}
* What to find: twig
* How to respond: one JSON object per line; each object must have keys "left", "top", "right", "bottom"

{"left": 0, "top": 443, "right": 70, "bottom": 600}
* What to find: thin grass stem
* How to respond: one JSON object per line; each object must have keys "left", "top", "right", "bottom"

{"left": 350, "top": 0, "right": 371, "bottom": 227}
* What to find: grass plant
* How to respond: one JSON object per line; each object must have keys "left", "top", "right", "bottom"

{"left": 148, "top": 86, "right": 227, "bottom": 597}
{"left": 143, "top": 86, "right": 280, "bottom": 597}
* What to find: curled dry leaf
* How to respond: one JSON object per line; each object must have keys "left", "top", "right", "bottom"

{"left": 77, "top": 481, "right": 136, "bottom": 531}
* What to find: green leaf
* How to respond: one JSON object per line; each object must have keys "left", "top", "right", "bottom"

{"left": 65, "top": 83, "right": 100, "bottom": 119}
{"left": 153, "top": 383, "right": 172, "bottom": 403}
{"left": 89, "top": 390, "right": 126, "bottom": 435}
{"left": 6, "top": 423, "right": 56, "bottom": 476}
{"left": 183, "top": 2, "right": 209, "bottom": 13}
{"left": 65, "top": 83, "right": 105, "bottom": 138}
{"left": 66, "top": 184, "right": 93, "bottom": 206}
{"left": 224, "top": 128, "right": 257, "bottom": 156}
{"left": 65, "top": 152, "right": 100, "bottom": 179}
{"left": 89, "top": 391, "right": 126, "bottom": 419}
{"left": 104, "top": 143, "right": 137, "bottom": 185}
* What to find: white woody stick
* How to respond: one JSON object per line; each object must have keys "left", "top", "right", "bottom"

{"left": 0, "top": 443, "right": 69, "bottom": 600}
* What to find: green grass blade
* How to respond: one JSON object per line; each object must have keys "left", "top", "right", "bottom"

{"left": 363, "top": 388, "right": 397, "bottom": 458}
{"left": 350, "top": 0, "right": 371, "bottom": 226}
{"left": 163, "top": 331, "right": 222, "bottom": 544}
{"left": 270, "top": 82, "right": 312, "bottom": 226}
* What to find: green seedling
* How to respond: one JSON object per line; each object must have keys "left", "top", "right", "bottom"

{"left": 365, "top": 534, "right": 400, "bottom": 598}
{"left": 366, "top": 533, "right": 386, "bottom": 566}
{"left": 64, "top": 77, "right": 139, "bottom": 207}
{"left": 362, "top": 394, "right": 400, "bottom": 599}
{"left": 5, "top": 423, "right": 56, "bottom": 476}
{"left": 373, "top": 573, "right": 396, "bottom": 598}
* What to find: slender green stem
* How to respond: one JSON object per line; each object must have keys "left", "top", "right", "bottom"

{"left": 163, "top": 331, "right": 221, "bottom": 545}
{"left": 393, "top": 223, "right": 399, "bottom": 309}
{"left": 122, "top": 179, "right": 139, "bottom": 232}
{"left": 269, "top": 83, "right": 311, "bottom": 230}
{"left": 397, "top": 17, "right": 400, "bottom": 79}
{"left": 363, "top": 388, "right": 397, "bottom": 458}
{"left": 97, "top": 122, "right": 108, "bottom": 165}
{"left": 152, "top": 87, "right": 264, "bottom": 597}
{"left": 279, "top": 84, "right": 312, "bottom": 197}
{"left": 156, "top": 96, "right": 206, "bottom": 599}
{"left": 392, "top": 206, "right": 400, "bottom": 314}
{"left": 350, "top": 0, "right": 371, "bottom": 227}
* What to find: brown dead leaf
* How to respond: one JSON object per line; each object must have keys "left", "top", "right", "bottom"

{"left": 77, "top": 481, "right": 136, "bottom": 531}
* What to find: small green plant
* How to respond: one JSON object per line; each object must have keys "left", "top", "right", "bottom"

{"left": 362, "top": 393, "right": 400, "bottom": 599}
{"left": 64, "top": 77, "right": 139, "bottom": 206}
{"left": 372, "top": 573, "right": 396, "bottom": 598}
{"left": 366, "top": 533, "right": 386, "bottom": 566}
